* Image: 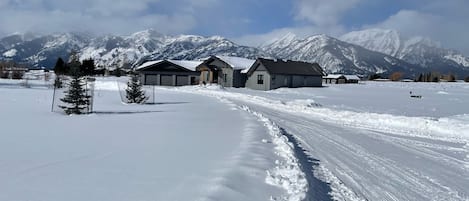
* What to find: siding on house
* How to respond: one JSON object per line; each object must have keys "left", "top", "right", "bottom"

{"left": 246, "top": 58, "right": 324, "bottom": 90}
{"left": 198, "top": 56, "right": 255, "bottom": 88}
{"left": 245, "top": 70, "right": 271, "bottom": 91}
{"left": 135, "top": 60, "right": 201, "bottom": 86}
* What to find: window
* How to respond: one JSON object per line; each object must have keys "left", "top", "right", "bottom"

{"left": 257, "top": 74, "right": 264, "bottom": 84}
{"left": 223, "top": 73, "right": 227, "bottom": 83}
{"left": 271, "top": 75, "right": 276, "bottom": 85}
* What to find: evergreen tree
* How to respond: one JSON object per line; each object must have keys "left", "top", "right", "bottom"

{"left": 54, "top": 57, "right": 67, "bottom": 75}
{"left": 59, "top": 76, "right": 91, "bottom": 115}
{"left": 81, "top": 58, "right": 95, "bottom": 76}
{"left": 125, "top": 73, "right": 147, "bottom": 104}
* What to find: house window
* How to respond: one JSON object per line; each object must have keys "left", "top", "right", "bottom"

{"left": 271, "top": 75, "right": 276, "bottom": 85}
{"left": 223, "top": 73, "right": 227, "bottom": 83}
{"left": 257, "top": 74, "right": 264, "bottom": 84}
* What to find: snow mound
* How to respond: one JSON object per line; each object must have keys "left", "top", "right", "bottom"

{"left": 282, "top": 99, "right": 322, "bottom": 108}
{"left": 173, "top": 86, "right": 469, "bottom": 141}
{"left": 241, "top": 106, "right": 308, "bottom": 201}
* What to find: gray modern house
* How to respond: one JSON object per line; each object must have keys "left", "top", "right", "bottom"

{"left": 245, "top": 58, "right": 325, "bottom": 90}
{"left": 135, "top": 60, "right": 202, "bottom": 86}
{"left": 196, "top": 55, "right": 256, "bottom": 88}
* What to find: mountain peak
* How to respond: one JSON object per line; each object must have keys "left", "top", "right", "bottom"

{"left": 340, "top": 28, "right": 402, "bottom": 56}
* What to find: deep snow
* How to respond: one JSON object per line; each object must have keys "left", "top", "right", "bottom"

{"left": 1, "top": 77, "right": 469, "bottom": 201}
{"left": 168, "top": 81, "right": 469, "bottom": 201}
{"left": 0, "top": 78, "right": 298, "bottom": 201}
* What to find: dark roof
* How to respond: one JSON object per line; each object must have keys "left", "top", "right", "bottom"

{"left": 257, "top": 58, "right": 325, "bottom": 76}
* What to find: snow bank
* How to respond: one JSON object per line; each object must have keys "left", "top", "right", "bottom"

{"left": 172, "top": 86, "right": 469, "bottom": 141}
{"left": 241, "top": 106, "right": 308, "bottom": 201}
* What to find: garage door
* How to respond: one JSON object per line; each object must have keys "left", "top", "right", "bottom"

{"left": 160, "top": 75, "right": 173, "bottom": 86}
{"left": 176, "top": 75, "right": 188, "bottom": 86}
{"left": 145, "top": 75, "right": 158, "bottom": 85}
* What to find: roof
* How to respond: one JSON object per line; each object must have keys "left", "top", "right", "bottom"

{"left": 135, "top": 60, "right": 202, "bottom": 72}
{"left": 344, "top": 75, "right": 360, "bottom": 80}
{"left": 323, "top": 74, "right": 360, "bottom": 80}
{"left": 167, "top": 60, "right": 203, "bottom": 71}
{"left": 324, "top": 74, "right": 345, "bottom": 79}
{"left": 135, "top": 60, "right": 164, "bottom": 70}
{"left": 214, "top": 55, "right": 256, "bottom": 71}
{"left": 256, "top": 58, "right": 324, "bottom": 76}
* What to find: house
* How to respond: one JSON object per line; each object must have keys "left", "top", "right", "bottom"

{"left": 344, "top": 75, "right": 360, "bottom": 83}
{"left": 323, "top": 74, "right": 346, "bottom": 84}
{"left": 245, "top": 58, "right": 325, "bottom": 90}
{"left": 323, "top": 74, "right": 360, "bottom": 84}
{"left": 135, "top": 60, "right": 202, "bottom": 86}
{"left": 0, "top": 66, "right": 28, "bottom": 79}
{"left": 196, "top": 55, "right": 256, "bottom": 88}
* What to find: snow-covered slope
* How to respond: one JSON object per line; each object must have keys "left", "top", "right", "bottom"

{"left": 139, "top": 35, "right": 267, "bottom": 66}
{"left": 341, "top": 29, "right": 469, "bottom": 76}
{"left": 262, "top": 33, "right": 423, "bottom": 76}
{"left": 0, "top": 30, "right": 267, "bottom": 70}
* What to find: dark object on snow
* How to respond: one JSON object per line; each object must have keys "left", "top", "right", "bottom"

{"left": 409, "top": 91, "right": 422, "bottom": 99}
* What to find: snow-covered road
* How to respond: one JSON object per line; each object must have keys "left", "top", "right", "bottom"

{"left": 174, "top": 85, "right": 469, "bottom": 201}
{"left": 237, "top": 101, "right": 469, "bottom": 200}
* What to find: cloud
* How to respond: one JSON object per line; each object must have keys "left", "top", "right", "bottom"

{"left": 234, "top": 0, "right": 359, "bottom": 46}
{"left": 293, "top": 0, "right": 362, "bottom": 26}
{"left": 234, "top": 25, "right": 346, "bottom": 47}
{"left": 368, "top": 1, "right": 469, "bottom": 54}
{"left": 0, "top": 0, "right": 200, "bottom": 36}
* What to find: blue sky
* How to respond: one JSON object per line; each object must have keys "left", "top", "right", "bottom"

{"left": 0, "top": 0, "right": 468, "bottom": 54}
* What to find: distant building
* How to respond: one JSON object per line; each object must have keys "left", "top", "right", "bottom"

{"left": 135, "top": 60, "right": 202, "bottom": 86}
{"left": 245, "top": 58, "right": 325, "bottom": 90}
{"left": 323, "top": 74, "right": 360, "bottom": 84}
{"left": 196, "top": 55, "right": 255, "bottom": 88}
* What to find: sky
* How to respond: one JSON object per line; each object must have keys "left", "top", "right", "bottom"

{"left": 0, "top": 0, "right": 468, "bottom": 54}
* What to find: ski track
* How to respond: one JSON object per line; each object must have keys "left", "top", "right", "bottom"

{"left": 171, "top": 86, "right": 469, "bottom": 201}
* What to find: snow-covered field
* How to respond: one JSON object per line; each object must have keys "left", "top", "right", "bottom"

{"left": 1, "top": 77, "right": 468, "bottom": 201}
{"left": 0, "top": 78, "right": 304, "bottom": 201}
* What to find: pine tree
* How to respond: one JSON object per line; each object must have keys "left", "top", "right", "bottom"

{"left": 125, "top": 73, "right": 147, "bottom": 104}
{"left": 59, "top": 76, "right": 91, "bottom": 115}
{"left": 81, "top": 58, "right": 95, "bottom": 76}
{"left": 54, "top": 57, "right": 67, "bottom": 75}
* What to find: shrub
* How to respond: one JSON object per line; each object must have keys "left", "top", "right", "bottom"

{"left": 390, "top": 72, "right": 403, "bottom": 81}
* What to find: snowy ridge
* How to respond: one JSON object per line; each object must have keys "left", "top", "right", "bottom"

{"left": 340, "top": 28, "right": 401, "bottom": 56}
{"left": 341, "top": 28, "right": 469, "bottom": 75}
{"left": 261, "top": 33, "right": 422, "bottom": 76}
{"left": 0, "top": 30, "right": 266, "bottom": 69}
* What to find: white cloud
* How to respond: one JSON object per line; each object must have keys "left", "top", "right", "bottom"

{"left": 0, "top": 0, "right": 199, "bottom": 35}
{"left": 368, "top": 1, "right": 469, "bottom": 55}
{"left": 294, "top": 0, "right": 362, "bottom": 26}
{"left": 234, "top": 0, "right": 358, "bottom": 47}
{"left": 233, "top": 25, "right": 346, "bottom": 47}
{"left": 0, "top": 9, "right": 196, "bottom": 36}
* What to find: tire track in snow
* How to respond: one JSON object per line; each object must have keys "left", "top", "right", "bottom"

{"left": 239, "top": 104, "right": 469, "bottom": 201}
{"left": 167, "top": 86, "right": 469, "bottom": 200}
{"left": 240, "top": 106, "right": 308, "bottom": 201}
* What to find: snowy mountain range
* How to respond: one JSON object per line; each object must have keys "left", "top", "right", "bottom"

{"left": 260, "top": 33, "right": 424, "bottom": 76}
{"left": 1, "top": 29, "right": 468, "bottom": 77}
{"left": 340, "top": 29, "right": 469, "bottom": 76}
{"left": 0, "top": 30, "right": 267, "bottom": 69}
